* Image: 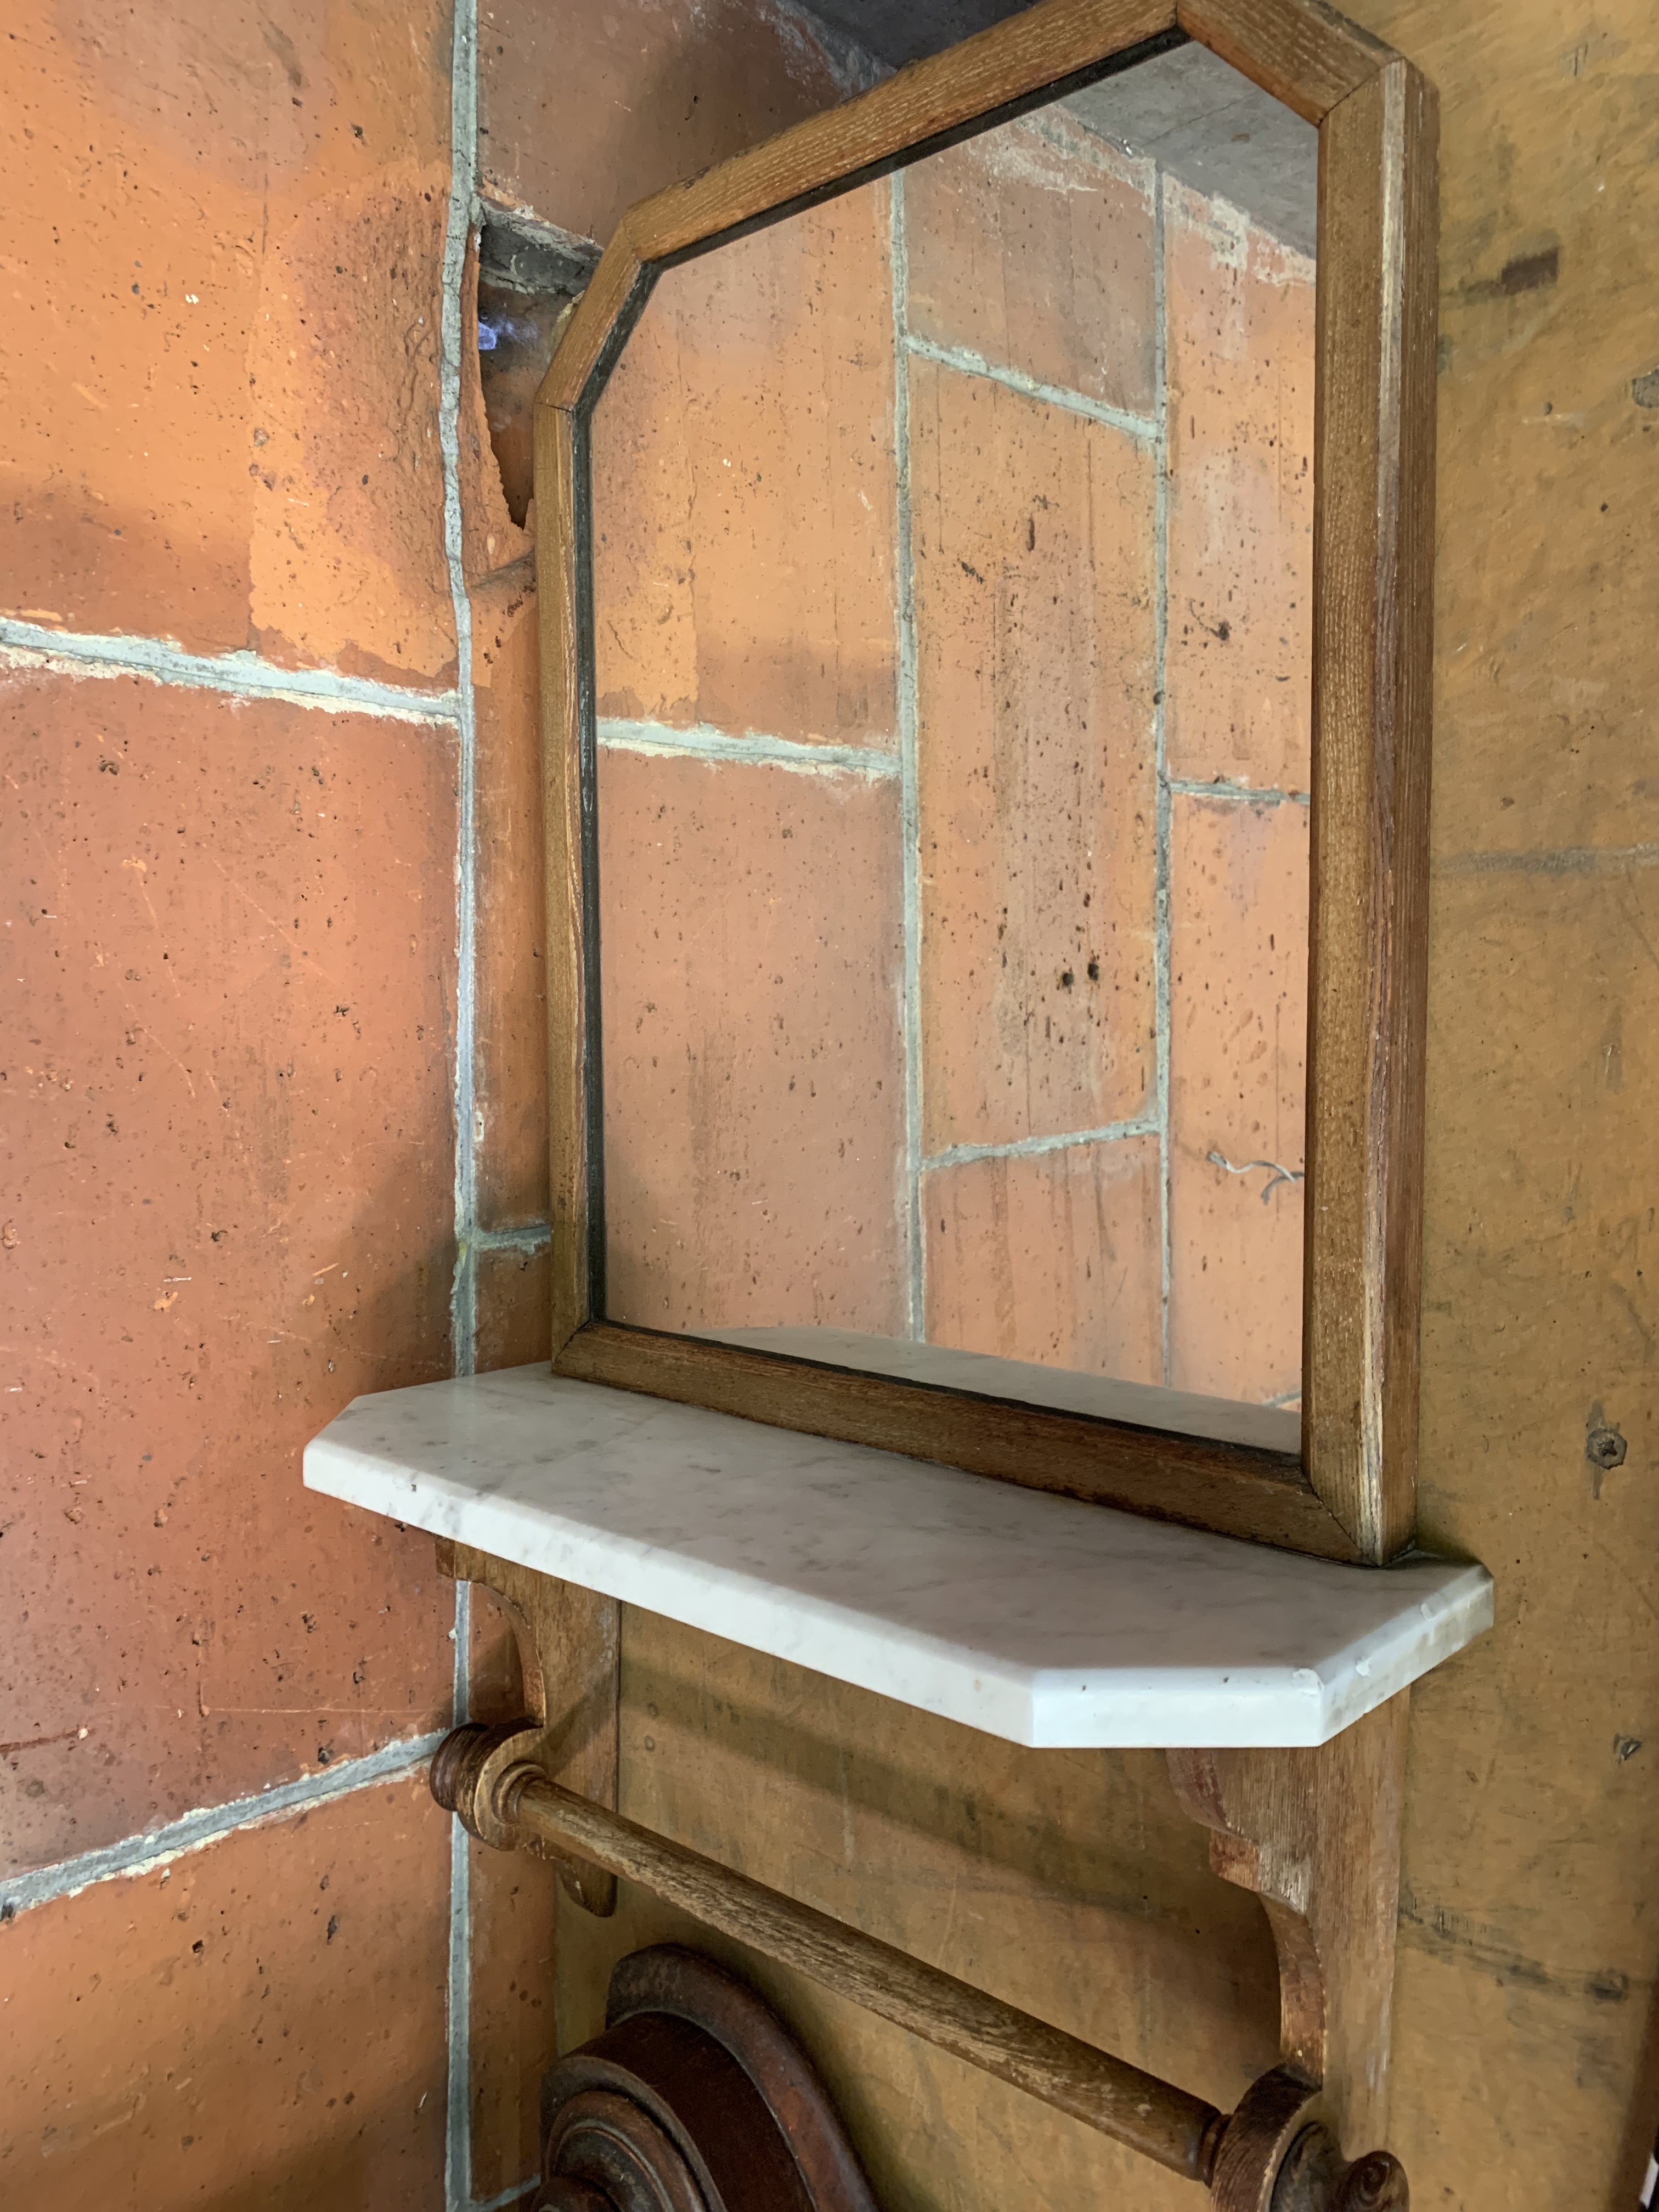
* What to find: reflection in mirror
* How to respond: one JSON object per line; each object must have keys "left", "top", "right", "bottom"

{"left": 589, "top": 45, "right": 1316, "bottom": 1451}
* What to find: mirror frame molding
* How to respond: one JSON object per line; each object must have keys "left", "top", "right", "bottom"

{"left": 532, "top": 0, "right": 1437, "bottom": 1567}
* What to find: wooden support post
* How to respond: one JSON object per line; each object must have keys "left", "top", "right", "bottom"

{"left": 1168, "top": 1693, "right": 1410, "bottom": 2162}
{"left": 436, "top": 1539, "right": 621, "bottom": 1916}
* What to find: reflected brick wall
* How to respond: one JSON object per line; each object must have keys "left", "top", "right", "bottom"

{"left": 594, "top": 110, "right": 1313, "bottom": 1407}
{"left": 1, "top": 0, "right": 868, "bottom": 2203}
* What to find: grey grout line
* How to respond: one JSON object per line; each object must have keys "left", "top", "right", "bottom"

{"left": 921, "top": 1119, "right": 1160, "bottom": 1174}
{"left": 901, "top": 331, "right": 1158, "bottom": 442}
{"left": 441, "top": 0, "right": 482, "bottom": 1396}
{"left": 597, "top": 718, "right": 899, "bottom": 779}
{"left": 890, "top": 173, "right": 926, "bottom": 1344}
{"left": 1152, "top": 163, "right": 1175, "bottom": 1393}
{"left": 0, "top": 1732, "right": 448, "bottom": 1920}
{"left": 1167, "top": 776, "right": 1310, "bottom": 806}
{"left": 437, "top": 1, "right": 484, "bottom": 2207}
{"left": 0, "top": 619, "right": 462, "bottom": 726}
{"left": 472, "top": 2187, "right": 537, "bottom": 2212}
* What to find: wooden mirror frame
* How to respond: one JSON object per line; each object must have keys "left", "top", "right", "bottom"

{"left": 532, "top": 0, "right": 1437, "bottom": 1567}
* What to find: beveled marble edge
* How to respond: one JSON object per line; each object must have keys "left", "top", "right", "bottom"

{"left": 304, "top": 1373, "right": 1493, "bottom": 1751}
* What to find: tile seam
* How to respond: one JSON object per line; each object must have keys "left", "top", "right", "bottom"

{"left": 597, "top": 718, "right": 898, "bottom": 778}
{"left": 922, "top": 1119, "right": 1160, "bottom": 1173}
{"left": 473, "top": 1221, "right": 553, "bottom": 1254}
{"left": 901, "top": 331, "right": 1158, "bottom": 441}
{"left": 0, "top": 1731, "right": 448, "bottom": 1919}
{"left": 0, "top": 621, "right": 462, "bottom": 726}
{"left": 473, "top": 2185, "right": 538, "bottom": 2212}
{"left": 1167, "top": 776, "right": 1310, "bottom": 805}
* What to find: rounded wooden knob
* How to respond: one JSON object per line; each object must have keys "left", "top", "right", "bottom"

{"left": 429, "top": 1720, "right": 493, "bottom": 1813}
{"left": 1210, "top": 2071, "right": 1410, "bottom": 2211}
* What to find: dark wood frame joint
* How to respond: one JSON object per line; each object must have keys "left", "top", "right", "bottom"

{"left": 1169, "top": 1691, "right": 1410, "bottom": 2163}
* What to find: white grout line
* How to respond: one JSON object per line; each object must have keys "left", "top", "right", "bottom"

{"left": 902, "top": 331, "right": 1158, "bottom": 442}
{"left": 921, "top": 1118, "right": 1159, "bottom": 1174}
{"left": 0, "top": 619, "right": 462, "bottom": 726}
{"left": 473, "top": 1221, "right": 553, "bottom": 1255}
{"left": 438, "top": 2, "right": 486, "bottom": 2207}
{"left": 472, "top": 2186, "right": 536, "bottom": 2212}
{"left": 1167, "top": 776, "right": 1310, "bottom": 806}
{"left": 597, "top": 717, "right": 899, "bottom": 779}
{"left": 0, "top": 1733, "right": 447, "bottom": 1920}
{"left": 1152, "top": 165, "right": 1175, "bottom": 1392}
{"left": 890, "top": 173, "right": 926, "bottom": 1344}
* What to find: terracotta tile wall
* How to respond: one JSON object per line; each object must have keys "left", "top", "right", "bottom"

{"left": 596, "top": 110, "right": 1313, "bottom": 1407}
{"left": 594, "top": 191, "right": 901, "bottom": 748}
{"left": 600, "top": 744, "right": 909, "bottom": 1337}
{"left": 1, "top": 1778, "right": 451, "bottom": 2204}
{"left": 1, "top": 1, "right": 867, "bottom": 2204}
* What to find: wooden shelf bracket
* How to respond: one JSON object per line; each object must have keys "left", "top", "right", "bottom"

{"left": 1169, "top": 1694, "right": 1412, "bottom": 2171}
{"left": 436, "top": 1540, "right": 620, "bottom": 1917}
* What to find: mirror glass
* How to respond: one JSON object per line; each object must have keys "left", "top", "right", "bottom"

{"left": 588, "top": 44, "right": 1316, "bottom": 1450}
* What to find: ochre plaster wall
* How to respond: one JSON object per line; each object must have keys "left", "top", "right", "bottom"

{"left": 546, "top": 6, "right": 1659, "bottom": 2211}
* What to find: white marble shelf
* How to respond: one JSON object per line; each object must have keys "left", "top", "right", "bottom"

{"left": 304, "top": 1365, "right": 1492, "bottom": 1751}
